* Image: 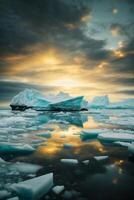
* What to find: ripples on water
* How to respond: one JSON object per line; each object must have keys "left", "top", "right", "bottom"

{"left": 0, "top": 109, "right": 134, "bottom": 200}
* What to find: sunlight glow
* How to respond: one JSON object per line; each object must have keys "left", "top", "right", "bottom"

{"left": 52, "top": 79, "right": 79, "bottom": 88}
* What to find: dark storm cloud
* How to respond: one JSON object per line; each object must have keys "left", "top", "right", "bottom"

{"left": 110, "top": 37, "right": 134, "bottom": 74}
{"left": 0, "top": 80, "right": 56, "bottom": 103}
{"left": 0, "top": 0, "right": 91, "bottom": 56}
{"left": 115, "top": 89, "right": 134, "bottom": 95}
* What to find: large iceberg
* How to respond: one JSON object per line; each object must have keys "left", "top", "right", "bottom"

{"left": 88, "top": 95, "right": 109, "bottom": 108}
{"left": 10, "top": 89, "right": 85, "bottom": 111}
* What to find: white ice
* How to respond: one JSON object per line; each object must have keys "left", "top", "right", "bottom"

{"left": 52, "top": 185, "right": 65, "bottom": 194}
{"left": 60, "top": 159, "right": 78, "bottom": 165}
{"left": 98, "top": 133, "right": 134, "bottom": 142}
{"left": 94, "top": 156, "right": 108, "bottom": 161}
{"left": 9, "top": 173, "right": 53, "bottom": 200}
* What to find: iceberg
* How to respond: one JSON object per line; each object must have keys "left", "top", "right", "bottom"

{"left": 49, "top": 96, "right": 84, "bottom": 111}
{"left": 9, "top": 173, "right": 53, "bottom": 200}
{"left": 88, "top": 95, "right": 109, "bottom": 108}
{"left": 10, "top": 89, "right": 85, "bottom": 111}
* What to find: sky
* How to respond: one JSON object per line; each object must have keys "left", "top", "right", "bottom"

{"left": 0, "top": 0, "right": 134, "bottom": 107}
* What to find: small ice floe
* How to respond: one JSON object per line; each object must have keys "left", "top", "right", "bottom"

{"left": 0, "top": 143, "right": 35, "bottom": 154}
{"left": 63, "top": 143, "right": 73, "bottom": 149}
{"left": 80, "top": 129, "right": 108, "bottom": 140}
{"left": 0, "top": 157, "right": 6, "bottom": 163}
{"left": 0, "top": 190, "right": 11, "bottom": 199}
{"left": 82, "top": 160, "right": 89, "bottom": 165}
{"left": 115, "top": 141, "right": 134, "bottom": 154}
{"left": 94, "top": 156, "right": 109, "bottom": 161}
{"left": 52, "top": 185, "right": 65, "bottom": 194}
{"left": 36, "top": 132, "right": 52, "bottom": 138}
{"left": 10, "top": 162, "right": 42, "bottom": 174}
{"left": 98, "top": 133, "right": 134, "bottom": 143}
{"left": 60, "top": 159, "right": 78, "bottom": 166}
{"left": 9, "top": 173, "right": 53, "bottom": 200}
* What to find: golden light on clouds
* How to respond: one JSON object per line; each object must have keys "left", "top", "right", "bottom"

{"left": 111, "top": 28, "right": 119, "bottom": 37}
{"left": 114, "top": 50, "right": 125, "bottom": 58}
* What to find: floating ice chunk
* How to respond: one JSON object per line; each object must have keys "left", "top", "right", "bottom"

{"left": 0, "top": 157, "right": 6, "bottom": 163}
{"left": 98, "top": 133, "right": 134, "bottom": 142}
{"left": 9, "top": 173, "right": 53, "bottom": 200}
{"left": 60, "top": 159, "right": 78, "bottom": 165}
{"left": 0, "top": 143, "right": 35, "bottom": 153}
{"left": 52, "top": 185, "right": 65, "bottom": 194}
{"left": 114, "top": 141, "right": 131, "bottom": 147}
{"left": 37, "top": 132, "right": 51, "bottom": 138}
{"left": 10, "top": 162, "right": 42, "bottom": 174}
{"left": 80, "top": 129, "right": 108, "bottom": 140}
{"left": 0, "top": 190, "right": 11, "bottom": 199}
{"left": 82, "top": 160, "right": 89, "bottom": 165}
{"left": 94, "top": 156, "right": 108, "bottom": 161}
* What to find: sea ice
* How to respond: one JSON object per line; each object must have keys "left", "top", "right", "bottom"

{"left": 0, "top": 190, "right": 11, "bottom": 199}
{"left": 60, "top": 159, "right": 78, "bottom": 165}
{"left": 9, "top": 173, "right": 53, "bottom": 200}
{"left": 94, "top": 156, "right": 108, "bottom": 161}
{"left": 82, "top": 160, "right": 89, "bottom": 165}
{"left": 98, "top": 133, "right": 134, "bottom": 142}
{"left": 52, "top": 185, "right": 65, "bottom": 194}
{"left": 0, "top": 143, "right": 35, "bottom": 153}
{"left": 10, "top": 162, "right": 42, "bottom": 174}
{"left": 80, "top": 129, "right": 108, "bottom": 140}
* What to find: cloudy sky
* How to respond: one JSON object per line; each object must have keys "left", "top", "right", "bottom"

{"left": 0, "top": 0, "right": 134, "bottom": 106}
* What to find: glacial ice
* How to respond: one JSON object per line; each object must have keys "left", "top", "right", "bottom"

{"left": 11, "top": 89, "right": 50, "bottom": 108}
{"left": 10, "top": 89, "right": 85, "bottom": 111}
{"left": 9, "top": 173, "right": 53, "bottom": 200}
{"left": 88, "top": 95, "right": 109, "bottom": 108}
{"left": 52, "top": 185, "right": 65, "bottom": 194}
{"left": 60, "top": 159, "right": 78, "bottom": 165}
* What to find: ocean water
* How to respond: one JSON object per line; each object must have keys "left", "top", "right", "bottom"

{"left": 0, "top": 109, "right": 134, "bottom": 200}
